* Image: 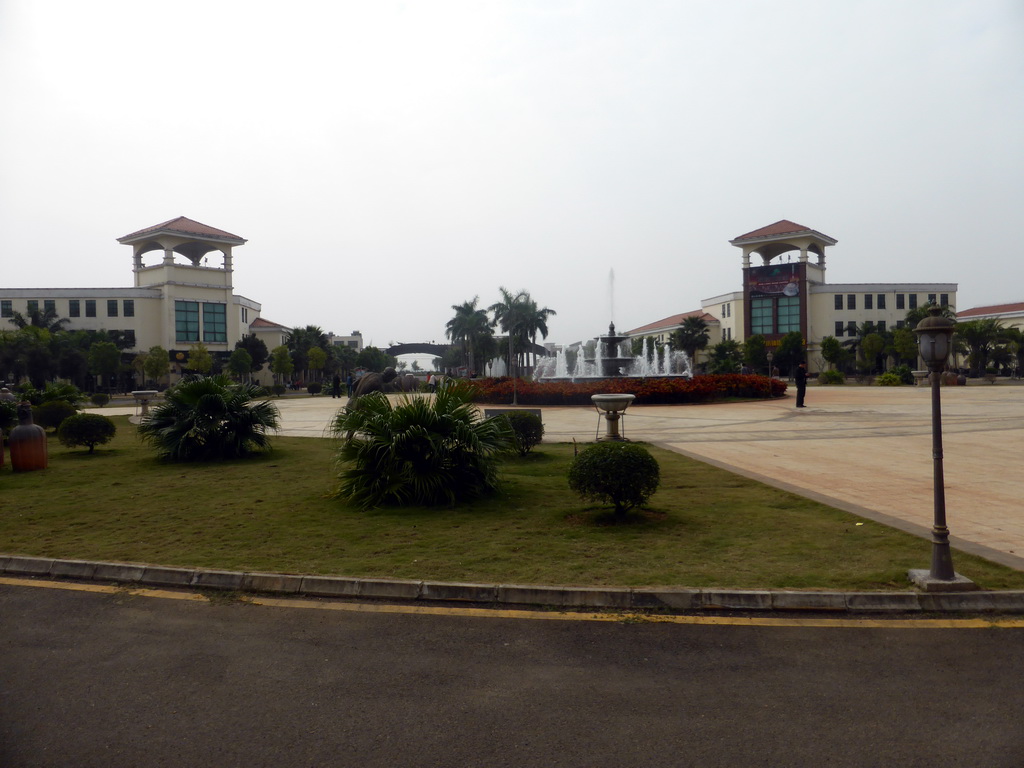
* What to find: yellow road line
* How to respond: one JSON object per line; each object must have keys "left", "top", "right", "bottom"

{"left": 4, "top": 577, "right": 1024, "bottom": 628}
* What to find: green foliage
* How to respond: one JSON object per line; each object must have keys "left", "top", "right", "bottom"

{"left": 707, "top": 339, "right": 742, "bottom": 374}
{"left": 774, "top": 331, "right": 806, "bottom": 374}
{"left": 568, "top": 442, "right": 660, "bottom": 518}
{"left": 271, "top": 383, "right": 287, "bottom": 396}
{"left": 39, "top": 382, "right": 84, "bottom": 406}
{"left": 743, "top": 334, "right": 768, "bottom": 370}
{"left": 88, "top": 340, "right": 122, "bottom": 383}
{"left": 0, "top": 399, "right": 16, "bottom": 432}
{"left": 331, "top": 381, "right": 513, "bottom": 509}
{"left": 503, "top": 411, "right": 544, "bottom": 456}
{"left": 33, "top": 399, "right": 79, "bottom": 430}
{"left": 307, "top": 382, "right": 323, "bottom": 395}
{"left": 57, "top": 413, "right": 117, "bottom": 453}
{"left": 186, "top": 342, "right": 213, "bottom": 375}
{"left": 227, "top": 348, "right": 253, "bottom": 380}
{"left": 137, "top": 375, "right": 281, "bottom": 461}
{"left": 355, "top": 346, "right": 397, "bottom": 373}
{"left": 818, "top": 369, "right": 846, "bottom": 385}
{"left": 889, "top": 364, "right": 915, "bottom": 385}
{"left": 143, "top": 345, "right": 171, "bottom": 385}
{"left": 270, "top": 345, "right": 294, "bottom": 381}
{"left": 234, "top": 334, "right": 269, "bottom": 372}
{"left": 89, "top": 392, "right": 110, "bottom": 407}
{"left": 874, "top": 372, "right": 905, "bottom": 386}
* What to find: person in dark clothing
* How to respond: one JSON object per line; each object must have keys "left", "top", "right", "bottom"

{"left": 331, "top": 374, "right": 342, "bottom": 399}
{"left": 795, "top": 362, "right": 808, "bottom": 407}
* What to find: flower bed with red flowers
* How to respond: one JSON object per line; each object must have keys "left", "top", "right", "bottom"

{"left": 468, "top": 375, "right": 786, "bottom": 406}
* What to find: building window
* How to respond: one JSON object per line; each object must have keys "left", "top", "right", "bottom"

{"left": 123, "top": 330, "right": 136, "bottom": 347}
{"left": 1, "top": 300, "right": 11, "bottom": 318}
{"left": 909, "top": 294, "right": 918, "bottom": 309}
{"left": 86, "top": 300, "right": 96, "bottom": 317}
{"left": 751, "top": 298, "right": 773, "bottom": 335}
{"left": 175, "top": 300, "right": 200, "bottom": 342}
{"left": 202, "top": 302, "right": 227, "bottom": 343}
{"left": 27, "top": 300, "right": 38, "bottom": 313}
{"left": 834, "top": 294, "right": 843, "bottom": 310}
{"left": 847, "top": 294, "right": 856, "bottom": 310}
{"left": 348, "top": 340, "right": 358, "bottom": 347}
{"left": 835, "top": 321, "right": 844, "bottom": 337}
{"left": 241, "top": 307, "right": 248, "bottom": 323}
{"left": 896, "top": 294, "right": 905, "bottom": 310}
{"left": 777, "top": 296, "right": 800, "bottom": 333}
{"left": 928, "top": 293, "right": 936, "bottom": 304}
{"left": 69, "top": 299, "right": 80, "bottom": 317}
{"left": 123, "top": 300, "right": 134, "bottom": 317}
{"left": 847, "top": 321, "right": 857, "bottom": 337}
{"left": 896, "top": 320, "right": 905, "bottom": 329}
{"left": 940, "top": 293, "right": 949, "bottom": 306}
{"left": 44, "top": 299, "right": 56, "bottom": 314}
{"left": 877, "top": 294, "right": 886, "bottom": 310}
{"left": 107, "top": 299, "right": 118, "bottom": 317}
{"left": 877, "top": 320, "right": 886, "bottom": 332}
{"left": 865, "top": 294, "right": 873, "bottom": 310}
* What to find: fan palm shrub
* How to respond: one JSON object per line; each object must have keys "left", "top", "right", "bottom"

{"left": 331, "top": 381, "right": 513, "bottom": 508}
{"left": 138, "top": 375, "right": 280, "bottom": 461}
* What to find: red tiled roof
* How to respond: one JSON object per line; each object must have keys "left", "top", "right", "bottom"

{"left": 957, "top": 302, "right": 1024, "bottom": 318}
{"left": 729, "top": 218, "right": 831, "bottom": 244}
{"left": 118, "top": 216, "right": 245, "bottom": 243}
{"left": 625, "top": 310, "right": 717, "bottom": 336}
{"left": 249, "top": 317, "right": 290, "bottom": 330}
{"left": 731, "top": 220, "right": 815, "bottom": 242}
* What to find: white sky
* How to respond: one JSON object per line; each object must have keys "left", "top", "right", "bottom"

{"left": 1, "top": 0, "right": 1021, "bottom": 350}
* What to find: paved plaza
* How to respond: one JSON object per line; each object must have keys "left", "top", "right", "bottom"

{"left": 105, "top": 382, "right": 1024, "bottom": 571}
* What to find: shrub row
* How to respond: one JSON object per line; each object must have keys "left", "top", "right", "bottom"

{"left": 468, "top": 374, "right": 786, "bottom": 406}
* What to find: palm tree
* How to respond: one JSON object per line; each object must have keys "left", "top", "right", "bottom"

{"left": 489, "top": 287, "right": 531, "bottom": 373}
{"left": 446, "top": 297, "right": 492, "bottom": 374}
{"left": 138, "top": 374, "right": 280, "bottom": 461}
{"left": 521, "top": 296, "right": 556, "bottom": 373}
{"left": 330, "top": 381, "right": 513, "bottom": 508}
{"left": 9, "top": 306, "right": 69, "bottom": 333}
{"left": 286, "top": 325, "right": 328, "bottom": 382}
{"left": 955, "top": 318, "right": 1004, "bottom": 377}
{"left": 670, "top": 316, "right": 710, "bottom": 367}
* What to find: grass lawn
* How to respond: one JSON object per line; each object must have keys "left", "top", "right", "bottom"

{"left": 3, "top": 415, "right": 1023, "bottom": 591}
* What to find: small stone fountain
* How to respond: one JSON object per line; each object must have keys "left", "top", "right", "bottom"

{"left": 592, "top": 393, "right": 635, "bottom": 441}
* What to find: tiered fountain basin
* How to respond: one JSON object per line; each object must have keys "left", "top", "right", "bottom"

{"left": 469, "top": 373, "right": 786, "bottom": 406}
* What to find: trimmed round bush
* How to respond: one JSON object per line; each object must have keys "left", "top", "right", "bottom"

{"left": 307, "top": 382, "right": 323, "bottom": 395}
{"left": 33, "top": 399, "right": 78, "bottom": 430}
{"left": 89, "top": 392, "right": 111, "bottom": 407}
{"left": 503, "top": 411, "right": 544, "bottom": 456}
{"left": 57, "top": 413, "right": 117, "bottom": 453}
{"left": 818, "top": 369, "right": 846, "bottom": 385}
{"left": 568, "top": 442, "right": 660, "bottom": 518}
{"left": 271, "top": 384, "right": 287, "bottom": 397}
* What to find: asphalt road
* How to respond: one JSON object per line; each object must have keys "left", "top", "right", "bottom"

{"left": 2, "top": 583, "right": 1023, "bottom": 767}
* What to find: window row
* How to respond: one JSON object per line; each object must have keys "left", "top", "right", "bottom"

{"left": 0, "top": 298, "right": 135, "bottom": 319}
{"left": 834, "top": 293, "right": 949, "bottom": 311}
{"left": 834, "top": 320, "right": 895, "bottom": 337}
{"left": 751, "top": 296, "right": 800, "bottom": 336}
{"left": 175, "top": 301, "right": 227, "bottom": 343}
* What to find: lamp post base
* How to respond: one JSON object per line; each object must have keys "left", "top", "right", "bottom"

{"left": 908, "top": 569, "right": 979, "bottom": 593}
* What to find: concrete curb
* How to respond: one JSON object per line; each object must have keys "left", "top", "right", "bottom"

{"left": 4, "top": 555, "right": 1024, "bottom": 614}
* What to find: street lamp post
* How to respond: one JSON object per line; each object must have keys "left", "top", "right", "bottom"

{"left": 909, "top": 307, "right": 975, "bottom": 591}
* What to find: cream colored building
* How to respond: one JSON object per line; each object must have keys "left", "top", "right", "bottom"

{"left": 956, "top": 302, "right": 1024, "bottom": 331}
{"left": 626, "top": 220, "right": 958, "bottom": 373}
{"left": 1, "top": 217, "right": 264, "bottom": 381}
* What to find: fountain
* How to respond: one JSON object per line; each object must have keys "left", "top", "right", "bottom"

{"left": 534, "top": 324, "right": 693, "bottom": 381}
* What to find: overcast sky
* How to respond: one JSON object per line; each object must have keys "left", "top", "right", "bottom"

{"left": 1, "top": 0, "right": 1021, "bottom": 352}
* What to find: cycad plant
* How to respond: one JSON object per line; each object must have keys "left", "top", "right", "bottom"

{"left": 138, "top": 375, "right": 280, "bottom": 461}
{"left": 331, "top": 381, "right": 513, "bottom": 508}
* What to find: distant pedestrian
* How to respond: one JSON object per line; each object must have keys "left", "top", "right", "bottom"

{"left": 346, "top": 374, "right": 354, "bottom": 397}
{"left": 795, "top": 362, "right": 808, "bottom": 408}
{"left": 331, "top": 374, "right": 342, "bottom": 399}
